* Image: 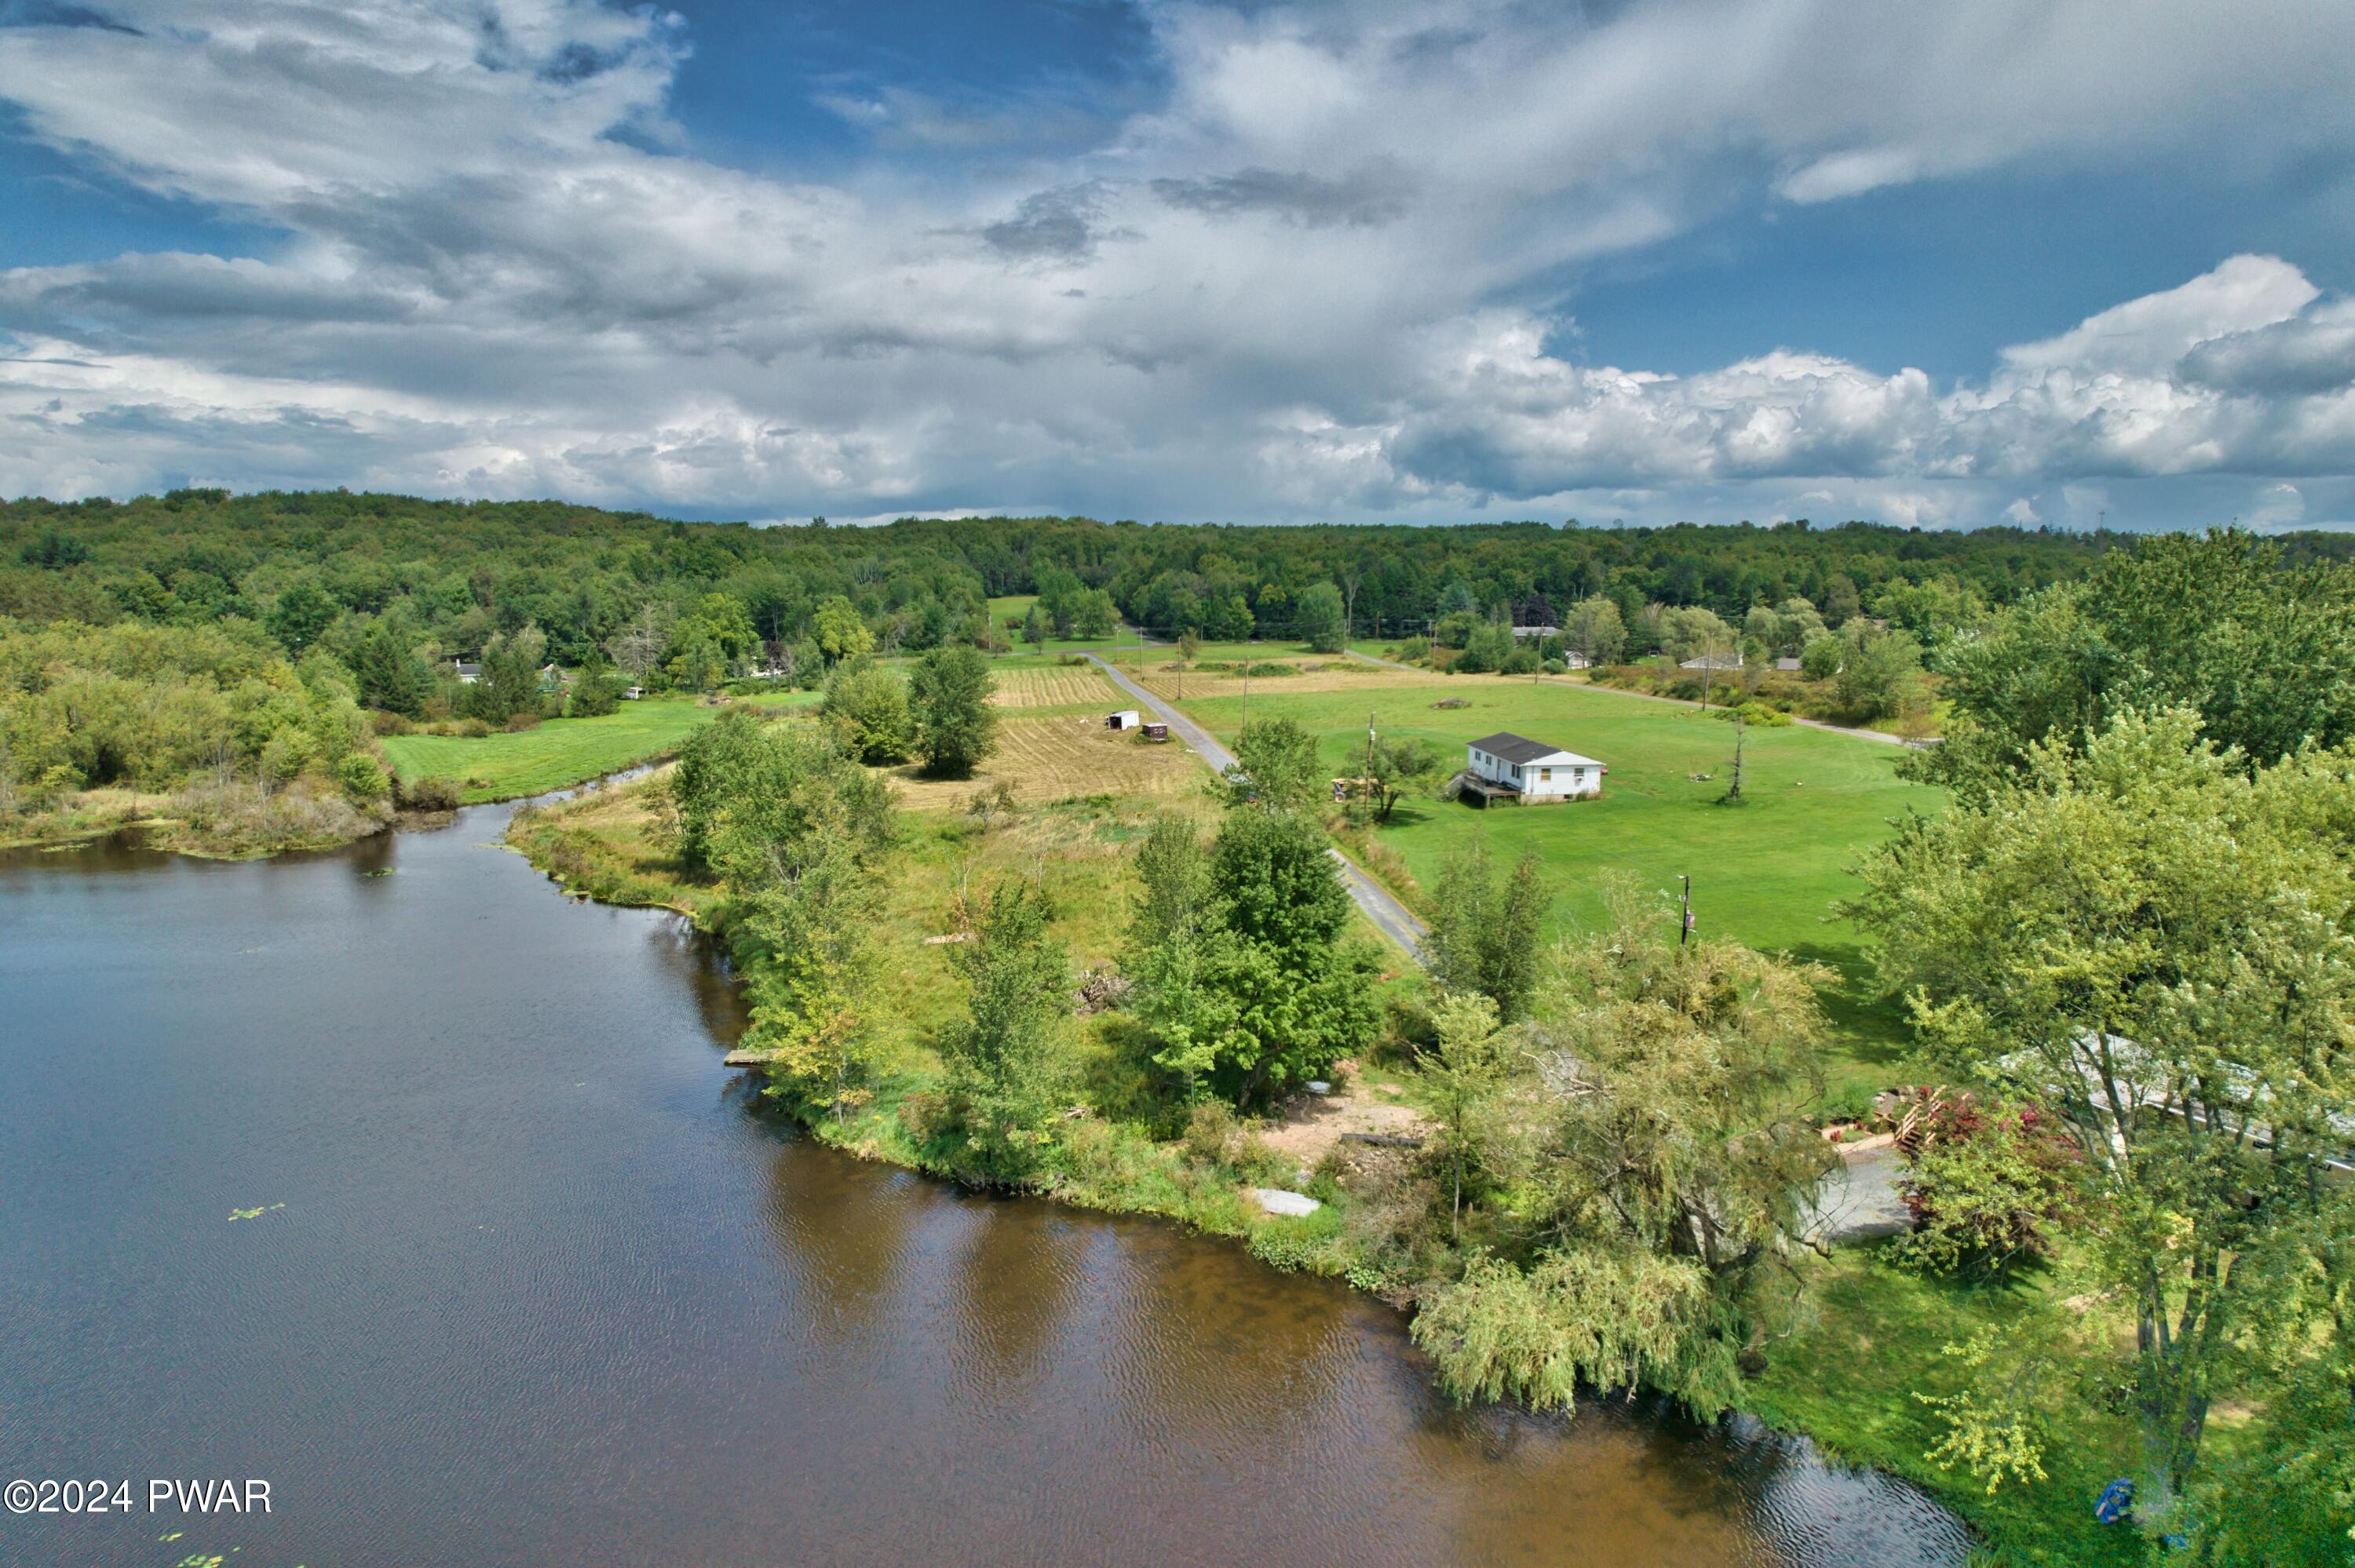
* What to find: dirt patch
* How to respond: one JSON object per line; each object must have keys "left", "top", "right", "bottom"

{"left": 882, "top": 716, "right": 1207, "bottom": 810}
{"left": 1258, "top": 1069, "right": 1434, "bottom": 1167}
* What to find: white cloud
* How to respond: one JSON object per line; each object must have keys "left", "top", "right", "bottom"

{"left": 0, "top": 0, "right": 2350, "bottom": 525}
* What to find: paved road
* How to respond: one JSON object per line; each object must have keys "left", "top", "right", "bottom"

{"left": 1080, "top": 651, "right": 1430, "bottom": 961}
{"left": 1342, "top": 649, "right": 1919, "bottom": 747}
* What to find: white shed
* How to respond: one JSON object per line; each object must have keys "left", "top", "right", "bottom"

{"left": 1465, "top": 731, "right": 1605, "bottom": 804}
{"left": 1106, "top": 709, "right": 1141, "bottom": 731}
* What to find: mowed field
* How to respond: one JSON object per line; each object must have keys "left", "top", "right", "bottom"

{"left": 379, "top": 691, "right": 814, "bottom": 802}
{"left": 987, "top": 662, "right": 1126, "bottom": 711}
{"left": 882, "top": 653, "right": 1207, "bottom": 809}
{"left": 884, "top": 716, "right": 1208, "bottom": 810}
{"left": 1164, "top": 672, "right": 1942, "bottom": 1085}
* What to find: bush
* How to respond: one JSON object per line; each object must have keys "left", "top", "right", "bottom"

{"left": 455, "top": 717, "right": 491, "bottom": 738}
{"left": 502, "top": 711, "right": 541, "bottom": 733}
{"left": 371, "top": 709, "right": 415, "bottom": 736}
{"left": 397, "top": 775, "right": 462, "bottom": 811}
{"left": 1893, "top": 1096, "right": 2080, "bottom": 1276}
{"left": 336, "top": 751, "right": 390, "bottom": 803}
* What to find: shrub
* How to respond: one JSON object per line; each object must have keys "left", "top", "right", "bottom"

{"left": 371, "top": 709, "right": 415, "bottom": 736}
{"left": 336, "top": 751, "right": 390, "bottom": 803}
{"left": 502, "top": 711, "right": 541, "bottom": 733}
{"left": 1894, "top": 1096, "right": 2080, "bottom": 1275}
{"left": 455, "top": 717, "right": 491, "bottom": 738}
{"left": 398, "top": 775, "right": 462, "bottom": 811}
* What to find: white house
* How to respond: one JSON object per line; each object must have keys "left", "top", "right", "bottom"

{"left": 1679, "top": 651, "right": 1744, "bottom": 671}
{"left": 1106, "top": 709, "right": 1141, "bottom": 731}
{"left": 451, "top": 658, "right": 482, "bottom": 684}
{"left": 1464, "top": 732, "right": 1606, "bottom": 804}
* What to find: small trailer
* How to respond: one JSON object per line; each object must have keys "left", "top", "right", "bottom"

{"left": 1106, "top": 709, "right": 1141, "bottom": 731}
{"left": 1141, "top": 721, "right": 1170, "bottom": 742}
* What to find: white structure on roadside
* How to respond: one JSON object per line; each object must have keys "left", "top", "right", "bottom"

{"left": 1106, "top": 709, "right": 1141, "bottom": 731}
{"left": 1464, "top": 731, "right": 1606, "bottom": 803}
{"left": 1679, "top": 651, "right": 1744, "bottom": 671}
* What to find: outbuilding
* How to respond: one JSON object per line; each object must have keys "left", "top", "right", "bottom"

{"left": 1106, "top": 709, "right": 1141, "bottom": 731}
{"left": 1463, "top": 731, "right": 1605, "bottom": 804}
{"left": 1141, "top": 721, "right": 1170, "bottom": 742}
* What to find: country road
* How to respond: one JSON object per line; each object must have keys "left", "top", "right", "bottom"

{"left": 1083, "top": 643, "right": 1912, "bottom": 1234}
{"left": 1080, "top": 651, "right": 1431, "bottom": 961}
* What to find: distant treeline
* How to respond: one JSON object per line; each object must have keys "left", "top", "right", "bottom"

{"left": 16, "top": 488, "right": 2352, "bottom": 665}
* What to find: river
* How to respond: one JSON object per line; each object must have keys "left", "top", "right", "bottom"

{"left": 0, "top": 800, "right": 1970, "bottom": 1566}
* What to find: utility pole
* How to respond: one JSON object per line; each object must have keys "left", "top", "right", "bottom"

{"left": 1679, "top": 875, "right": 1694, "bottom": 947}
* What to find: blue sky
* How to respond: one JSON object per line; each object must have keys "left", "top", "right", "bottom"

{"left": 2, "top": 0, "right": 2353, "bottom": 529}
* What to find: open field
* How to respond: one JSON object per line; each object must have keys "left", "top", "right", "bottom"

{"left": 987, "top": 662, "right": 1127, "bottom": 712}
{"left": 509, "top": 770, "right": 1206, "bottom": 1059}
{"left": 882, "top": 714, "right": 1210, "bottom": 811}
{"left": 984, "top": 594, "right": 1148, "bottom": 654}
{"left": 378, "top": 691, "right": 814, "bottom": 802}
{"left": 1163, "top": 673, "right": 1942, "bottom": 1095}
{"left": 1134, "top": 654, "right": 1456, "bottom": 699}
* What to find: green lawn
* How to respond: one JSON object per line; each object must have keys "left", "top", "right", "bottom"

{"left": 984, "top": 594, "right": 1153, "bottom": 655}
{"left": 1169, "top": 677, "right": 1942, "bottom": 1095}
{"left": 1747, "top": 1245, "right": 2144, "bottom": 1568}
{"left": 379, "top": 692, "right": 813, "bottom": 802}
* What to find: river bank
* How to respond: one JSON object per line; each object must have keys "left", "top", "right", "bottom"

{"left": 1, "top": 793, "right": 1984, "bottom": 1568}
{"left": 504, "top": 769, "right": 2145, "bottom": 1568}
{"left": 0, "top": 779, "right": 394, "bottom": 859}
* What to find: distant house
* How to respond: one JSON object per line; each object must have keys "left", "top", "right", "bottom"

{"left": 1510, "top": 624, "right": 1559, "bottom": 642}
{"left": 1774, "top": 655, "right": 1803, "bottom": 673}
{"left": 1561, "top": 651, "right": 1592, "bottom": 670}
{"left": 622, "top": 685, "right": 645, "bottom": 700}
{"left": 1463, "top": 731, "right": 1605, "bottom": 804}
{"left": 451, "top": 658, "right": 482, "bottom": 684}
{"left": 1679, "top": 651, "right": 1744, "bottom": 671}
{"left": 1106, "top": 709, "right": 1141, "bottom": 731}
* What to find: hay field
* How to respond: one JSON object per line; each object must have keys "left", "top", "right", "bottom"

{"left": 988, "top": 663, "right": 1124, "bottom": 711}
{"left": 884, "top": 715, "right": 1207, "bottom": 810}
{"left": 1135, "top": 657, "right": 1461, "bottom": 699}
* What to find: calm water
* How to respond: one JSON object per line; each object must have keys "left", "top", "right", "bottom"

{"left": 0, "top": 804, "right": 1970, "bottom": 1567}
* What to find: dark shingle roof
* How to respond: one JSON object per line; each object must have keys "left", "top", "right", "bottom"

{"left": 1469, "top": 732, "right": 1560, "bottom": 764}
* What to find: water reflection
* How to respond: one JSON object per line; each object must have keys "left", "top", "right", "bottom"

{"left": 0, "top": 804, "right": 1973, "bottom": 1568}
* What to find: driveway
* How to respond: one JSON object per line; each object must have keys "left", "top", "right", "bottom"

{"left": 1080, "top": 651, "right": 1430, "bottom": 962}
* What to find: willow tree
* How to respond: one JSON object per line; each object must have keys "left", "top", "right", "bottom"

{"left": 1415, "top": 889, "right": 1835, "bottom": 1417}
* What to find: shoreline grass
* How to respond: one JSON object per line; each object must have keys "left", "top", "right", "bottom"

{"left": 379, "top": 691, "right": 816, "bottom": 803}
{"left": 502, "top": 769, "right": 2144, "bottom": 1566}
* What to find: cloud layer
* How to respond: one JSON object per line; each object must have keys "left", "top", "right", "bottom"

{"left": 2, "top": 0, "right": 2352, "bottom": 527}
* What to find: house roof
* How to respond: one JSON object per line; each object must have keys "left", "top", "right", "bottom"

{"left": 1468, "top": 731, "right": 1604, "bottom": 768}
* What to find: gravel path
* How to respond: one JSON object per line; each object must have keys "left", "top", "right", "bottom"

{"left": 1081, "top": 651, "right": 1430, "bottom": 961}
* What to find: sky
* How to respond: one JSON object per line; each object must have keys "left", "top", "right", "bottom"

{"left": 2, "top": 1, "right": 2353, "bottom": 531}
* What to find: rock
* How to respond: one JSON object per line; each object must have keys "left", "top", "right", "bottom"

{"left": 1250, "top": 1187, "right": 1321, "bottom": 1218}
{"left": 1305, "top": 1079, "right": 1332, "bottom": 1096}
